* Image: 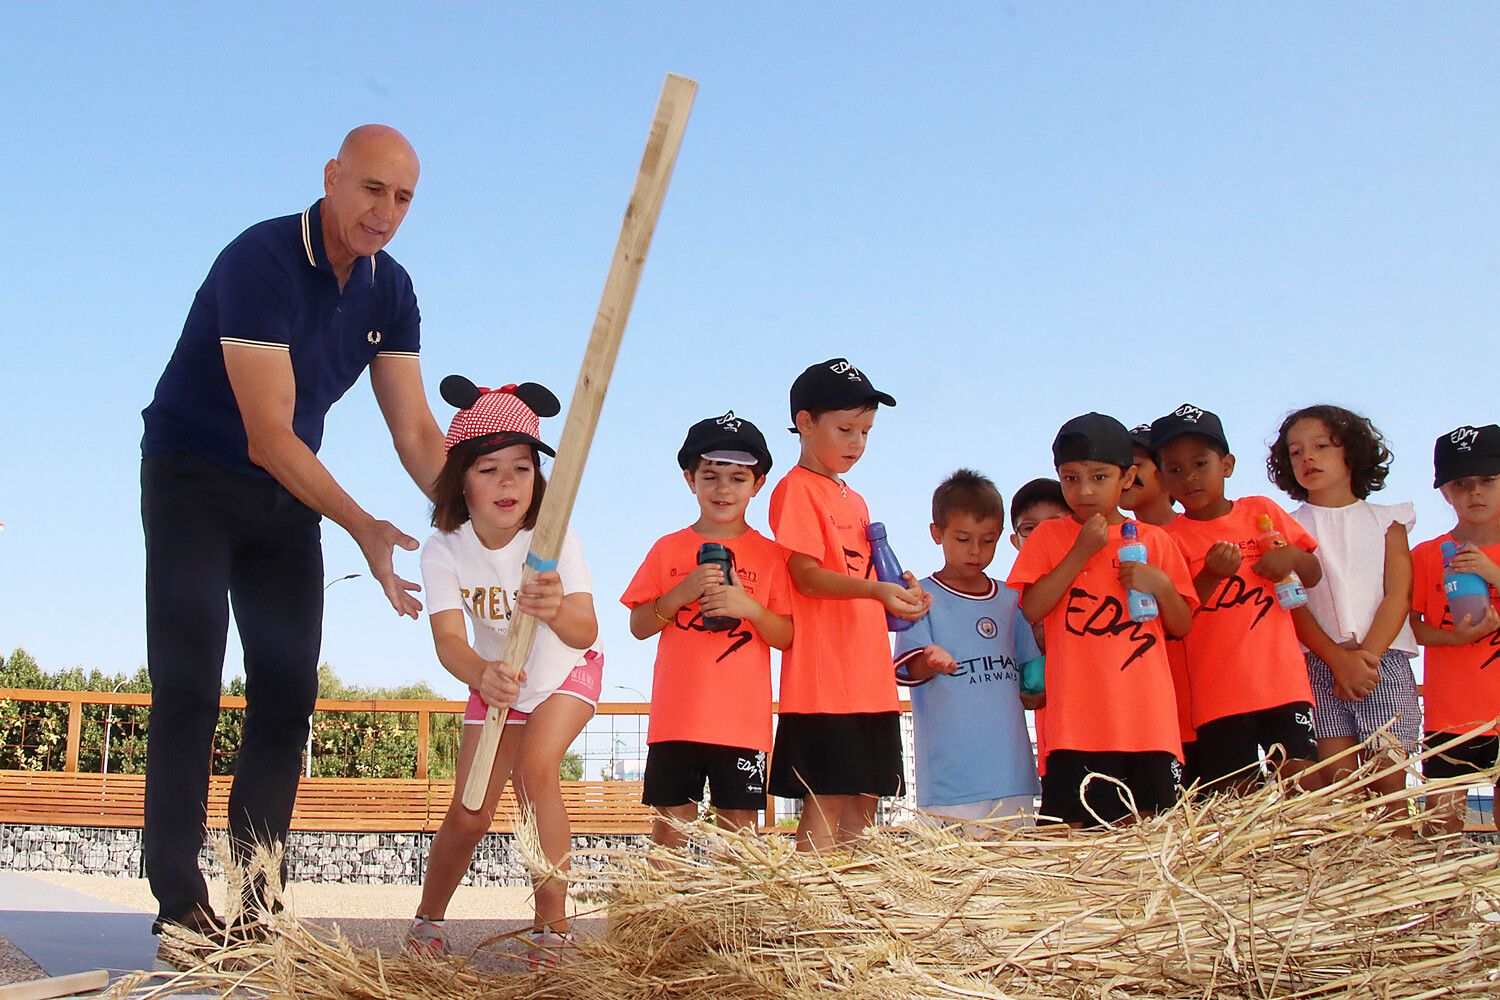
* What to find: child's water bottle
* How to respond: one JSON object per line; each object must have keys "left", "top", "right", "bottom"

{"left": 1441, "top": 540, "right": 1493, "bottom": 628}
{"left": 865, "top": 522, "right": 916, "bottom": 633}
{"left": 1118, "top": 521, "right": 1159, "bottom": 623}
{"left": 1255, "top": 514, "right": 1309, "bottom": 609}
{"left": 696, "top": 542, "right": 740, "bottom": 633}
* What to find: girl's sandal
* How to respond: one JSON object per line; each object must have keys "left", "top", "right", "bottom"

{"left": 526, "top": 929, "right": 575, "bottom": 971}
{"left": 407, "top": 916, "right": 448, "bottom": 958}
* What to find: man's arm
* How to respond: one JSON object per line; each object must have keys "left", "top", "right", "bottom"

{"left": 370, "top": 354, "right": 446, "bottom": 500}
{"left": 223, "top": 343, "right": 423, "bottom": 617}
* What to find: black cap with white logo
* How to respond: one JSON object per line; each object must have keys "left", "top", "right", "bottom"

{"left": 1128, "top": 423, "right": 1154, "bottom": 451}
{"left": 1149, "top": 403, "right": 1231, "bottom": 454}
{"left": 789, "top": 358, "right": 897, "bottom": 424}
{"left": 678, "top": 411, "right": 774, "bottom": 475}
{"left": 1052, "top": 412, "right": 1133, "bottom": 470}
{"left": 1433, "top": 424, "right": 1500, "bottom": 488}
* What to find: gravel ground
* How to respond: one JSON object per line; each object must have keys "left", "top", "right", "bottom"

{"left": 0, "top": 935, "right": 45, "bottom": 986}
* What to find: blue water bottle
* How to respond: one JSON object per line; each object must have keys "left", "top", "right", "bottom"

{"left": 1118, "top": 521, "right": 1159, "bottom": 623}
{"left": 1442, "top": 540, "right": 1493, "bottom": 628}
{"left": 865, "top": 522, "right": 916, "bottom": 633}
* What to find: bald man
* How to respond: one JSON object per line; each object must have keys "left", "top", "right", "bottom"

{"left": 140, "top": 125, "right": 446, "bottom": 936}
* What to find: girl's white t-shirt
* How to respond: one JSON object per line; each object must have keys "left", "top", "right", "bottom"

{"left": 1291, "top": 499, "right": 1418, "bottom": 656}
{"left": 420, "top": 522, "right": 602, "bottom": 713}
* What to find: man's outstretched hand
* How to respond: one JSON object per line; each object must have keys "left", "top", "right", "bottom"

{"left": 356, "top": 519, "right": 424, "bottom": 618}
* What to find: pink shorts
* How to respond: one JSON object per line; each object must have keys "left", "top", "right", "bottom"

{"left": 464, "top": 650, "right": 603, "bottom": 725}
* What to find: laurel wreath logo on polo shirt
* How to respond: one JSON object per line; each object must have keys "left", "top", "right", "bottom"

{"left": 367, "top": 330, "right": 382, "bottom": 345}
{"left": 976, "top": 617, "right": 998, "bottom": 639}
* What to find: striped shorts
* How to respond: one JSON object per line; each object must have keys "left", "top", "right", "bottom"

{"left": 1305, "top": 650, "right": 1421, "bottom": 751}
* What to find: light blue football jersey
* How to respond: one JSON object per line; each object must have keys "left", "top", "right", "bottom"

{"left": 895, "top": 575, "right": 1041, "bottom": 807}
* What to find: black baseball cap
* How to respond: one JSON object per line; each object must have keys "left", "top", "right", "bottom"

{"left": 789, "top": 358, "right": 896, "bottom": 425}
{"left": 1128, "top": 423, "right": 1154, "bottom": 451}
{"left": 1434, "top": 424, "right": 1500, "bottom": 488}
{"left": 678, "top": 411, "right": 773, "bottom": 475}
{"left": 1052, "top": 413, "right": 1133, "bottom": 470}
{"left": 1149, "top": 403, "right": 1231, "bottom": 455}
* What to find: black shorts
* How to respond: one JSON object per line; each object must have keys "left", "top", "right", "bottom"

{"left": 642, "top": 741, "right": 768, "bottom": 811}
{"left": 1423, "top": 731, "right": 1500, "bottom": 781}
{"left": 1195, "top": 701, "right": 1317, "bottom": 790}
{"left": 1180, "top": 739, "right": 1202, "bottom": 792}
{"left": 768, "top": 712, "right": 904, "bottom": 799}
{"left": 1040, "top": 750, "right": 1181, "bottom": 828}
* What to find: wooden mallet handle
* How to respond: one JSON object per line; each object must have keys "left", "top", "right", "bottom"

{"left": 461, "top": 73, "right": 697, "bottom": 811}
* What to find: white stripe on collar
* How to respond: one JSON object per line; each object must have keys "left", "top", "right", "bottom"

{"left": 929, "top": 576, "right": 998, "bottom": 601}
{"left": 300, "top": 208, "right": 316, "bottom": 268}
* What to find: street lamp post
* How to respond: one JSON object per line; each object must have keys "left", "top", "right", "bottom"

{"left": 101, "top": 678, "right": 129, "bottom": 777}
{"left": 308, "top": 573, "right": 362, "bottom": 777}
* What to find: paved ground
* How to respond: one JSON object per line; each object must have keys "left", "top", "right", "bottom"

{"left": 0, "top": 873, "right": 603, "bottom": 993}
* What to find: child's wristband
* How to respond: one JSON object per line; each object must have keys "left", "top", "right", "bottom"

{"left": 651, "top": 599, "right": 673, "bottom": 624}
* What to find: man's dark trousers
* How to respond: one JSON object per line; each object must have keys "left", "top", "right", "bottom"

{"left": 141, "top": 450, "right": 323, "bottom": 924}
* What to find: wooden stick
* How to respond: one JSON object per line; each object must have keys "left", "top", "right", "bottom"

{"left": 462, "top": 73, "right": 697, "bottom": 811}
{"left": 0, "top": 970, "right": 110, "bottom": 1000}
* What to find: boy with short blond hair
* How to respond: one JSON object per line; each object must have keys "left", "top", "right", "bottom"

{"left": 1007, "top": 413, "right": 1196, "bottom": 826}
{"left": 768, "top": 358, "right": 929, "bottom": 850}
{"left": 1412, "top": 424, "right": 1500, "bottom": 833}
{"left": 895, "top": 469, "right": 1041, "bottom": 826}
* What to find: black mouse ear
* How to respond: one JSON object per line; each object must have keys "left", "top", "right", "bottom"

{"left": 513, "top": 382, "right": 561, "bottom": 418}
{"left": 440, "top": 375, "right": 482, "bottom": 410}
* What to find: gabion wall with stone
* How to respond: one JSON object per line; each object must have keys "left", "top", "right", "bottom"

{"left": 0, "top": 824, "right": 647, "bottom": 886}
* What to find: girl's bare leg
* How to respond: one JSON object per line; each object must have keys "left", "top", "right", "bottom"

{"left": 511, "top": 695, "right": 594, "bottom": 933}
{"left": 416, "top": 723, "right": 524, "bottom": 920}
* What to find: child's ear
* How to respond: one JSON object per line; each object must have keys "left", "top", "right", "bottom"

{"left": 750, "top": 475, "right": 767, "bottom": 497}
{"left": 929, "top": 523, "right": 943, "bottom": 545}
{"left": 1120, "top": 465, "right": 1138, "bottom": 490}
{"left": 1009, "top": 532, "right": 1023, "bottom": 552}
{"left": 683, "top": 469, "right": 697, "bottom": 493}
{"left": 793, "top": 410, "right": 816, "bottom": 435}
{"left": 1222, "top": 453, "right": 1237, "bottom": 478}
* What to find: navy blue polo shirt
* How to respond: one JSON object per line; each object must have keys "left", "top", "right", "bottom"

{"left": 141, "top": 200, "right": 421, "bottom": 477}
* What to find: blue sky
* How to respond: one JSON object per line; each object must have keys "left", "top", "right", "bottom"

{"left": 1, "top": 5, "right": 1496, "bottom": 700}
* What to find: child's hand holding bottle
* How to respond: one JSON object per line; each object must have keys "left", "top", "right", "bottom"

{"left": 875, "top": 572, "right": 930, "bottom": 622}
{"left": 1449, "top": 543, "right": 1500, "bottom": 590}
{"left": 1251, "top": 544, "right": 1304, "bottom": 586}
{"left": 701, "top": 574, "right": 759, "bottom": 623}
{"left": 657, "top": 563, "right": 723, "bottom": 620}
{"left": 1451, "top": 604, "right": 1500, "bottom": 644}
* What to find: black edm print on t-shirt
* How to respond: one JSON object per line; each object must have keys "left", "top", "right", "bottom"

{"left": 1063, "top": 585, "right": 1157, "bottom": 671}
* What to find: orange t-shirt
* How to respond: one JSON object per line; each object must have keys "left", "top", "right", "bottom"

{"left": 1168, "top": 640, "right": 1195, "bottom": 743}
{"left": 1411, "top": 533, "right": 1500, "bottom": 735}
{"left": 1163, "top": 496, "right": 1317, "bottom": 726}
{"left": 768, "top": 465, "right": 899, "bottom": 715}
{"left": 1005, "top": 516, "right": 1195, "bottom": 758}
{"left": 621, "top": 527, "right": 792, "bottom": 751}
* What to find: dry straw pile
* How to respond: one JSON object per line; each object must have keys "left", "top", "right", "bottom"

{"left": 116, "top": 743, "right": 1500, "bottom": 999}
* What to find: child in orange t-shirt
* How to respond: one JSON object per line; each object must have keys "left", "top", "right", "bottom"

{"left": 1410, "top": 424, "right": 1500, "bottom": 834}
{"left": 1120, "top": 422, "right": 1198, "bottom": 787}
{"left": 1152, "top": 404, "right": 1324, "bottom": 793}
{"left": 769, "top": 358, "right": 929, "bottom": 851}
{"left": 620, "top": 413, "right": 793, "bottom": 848}
{"left": 1007, "top": 413, "right": 1196, "bottom": 827}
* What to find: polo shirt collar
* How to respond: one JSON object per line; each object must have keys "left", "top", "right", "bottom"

{"left": 302, "top": 200, "right": 378, "bottom": 288}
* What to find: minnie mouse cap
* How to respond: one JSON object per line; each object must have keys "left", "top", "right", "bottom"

{"left": 441, "top": 375, "right": 561, "bottom": 456}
